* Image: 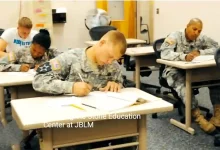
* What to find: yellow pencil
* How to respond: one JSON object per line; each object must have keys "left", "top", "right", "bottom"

{"left": 69, "top": 104, "right": 85, "bottom": 111}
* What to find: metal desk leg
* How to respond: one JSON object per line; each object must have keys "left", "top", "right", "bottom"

{"left": 135, "top": 57, "right": 141, "bottom": 89}
{"left": 170, "top": 70, "right": 195, "bottom": 134}
{"left": 0, "top": 86, "right": 7, "bottom": 126}
{"left": 138, "top": 115, "right": 147, "bottom": 150}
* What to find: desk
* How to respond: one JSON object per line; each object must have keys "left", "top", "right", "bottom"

{"left": 125, "top": 46, "right": 158, "bottom": 88}
{"left": 85, "top": 38, "right": 146, "bottom": 46}
{"left": 157, "top": 59, "right": 220, "bottom": 135}
{"left": 11, "top": 88, "right": 173, "bottom": 150}
{"left": 0, "top": 72, "right": 44, "bottom": 126}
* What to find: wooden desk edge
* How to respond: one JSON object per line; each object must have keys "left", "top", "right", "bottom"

{"left": 157, "top": 59, "right": 216, "bottom": 69}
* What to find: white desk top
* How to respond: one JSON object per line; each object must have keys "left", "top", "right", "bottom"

{"left": 85, "top": 38, "right": 146, "bottom": 46}
{"left": 157, "top": 59, "right": 216, "bottom": 69}
{"left": 125, "top": 46, "right": 154, "bottom": 56}
{"left": 11, "top": 88, "right": 173, "bottom": 130}
{"left": 0, "top": 72, "right": 34, "bottom": 86}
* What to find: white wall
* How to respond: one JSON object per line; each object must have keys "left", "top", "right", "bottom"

{"left": 153, "top": 1, "right": 220, "bottom": 43}
{"left": 137, "top": 1, "right": 151, "bottom": 42}
{"left": 0, "top": 1, "right": 96, "bottom": 50}
{"left": 51, "top": 1, "right": 95, "bottom": 50}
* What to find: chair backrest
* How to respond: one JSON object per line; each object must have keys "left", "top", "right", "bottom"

{"left": 0, "top": 28, "right": 4, "bottom": 36}
{"left": 215, "top": 48, "right": 220, "bottom": 69}
{"left": 153, "top": 38, "right": 171, "bottom": 88}
{"left": 89, "top": 26, "right": 117, "bottom": 41}
{"left": 153, "top": 38, "right": 165, "bottom": 59}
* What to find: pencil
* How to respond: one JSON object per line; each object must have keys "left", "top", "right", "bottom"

{"left": 69, "top": 104, "right": 85, "bottom": 111}
{"left": 78, "top": 73, "right": 84, "bottom": 82}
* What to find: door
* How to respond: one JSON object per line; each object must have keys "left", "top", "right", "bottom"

{"left": 96, "top": 0, "right": 137, "bottom": 38}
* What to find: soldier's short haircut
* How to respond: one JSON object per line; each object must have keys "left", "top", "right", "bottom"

{"left": 102, "top": 30, "right": 127, "bottom": 55}
{"left": 18, "top": 17, "right": 33, "bottom": 29}
{"left": 188, "top": 18, "right": 203, "bottom": 26}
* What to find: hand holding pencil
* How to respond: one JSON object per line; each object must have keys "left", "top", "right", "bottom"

{"left": 72, "top": 73, "right": 92, "bottom": 97}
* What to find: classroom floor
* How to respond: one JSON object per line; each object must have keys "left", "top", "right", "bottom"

{"left": 0, "top": 68, "right": 220, "bottom": 150}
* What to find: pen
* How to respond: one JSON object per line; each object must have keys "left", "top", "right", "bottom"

{"left": 78, "top": 73, "right": 84, "bottom": 82}
{"left": 82, "top": 103, "right": 97, "bottom": 109}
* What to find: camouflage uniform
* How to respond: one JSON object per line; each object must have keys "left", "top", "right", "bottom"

{"left": 33, "top": 48, "right": 123, "bottom": 94}
{"left": 160, "top": 29, "right": 220, "bottom": 109}
{"left": 0, "top": 48, "right": 48, "bottom": 72}
{"left": 47, "top": 47, "right": 63, "bottom": 60}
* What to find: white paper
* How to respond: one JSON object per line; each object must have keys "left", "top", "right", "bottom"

{"left": 6, "top": 69, "right": 36, "bottom": 76}
{"left": 81, "top": 91, "right": 139, "bottom": 111}
{"left": 46, "top": 97, "right": 82, "bottom": 108}
{"left": 46, "top": 91, "right": 140, "bottom": 111}
{"left": 27, "top": 69, "right": 36, "bottom": 75}
{"left": 192, "top": 55, "right": 214, "bottom": 63}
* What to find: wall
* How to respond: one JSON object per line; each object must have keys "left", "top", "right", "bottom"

{"left": 153, "top": 1, "right": 220, "bottom": 43}
{"left": 51, "top": 1, "right": 96, "bottom": 50}
{"left": 0, "top": 1, "right": 96, "bottom": 50}
{"left": 137, "top": 1, "right": 152, "bottom": 44}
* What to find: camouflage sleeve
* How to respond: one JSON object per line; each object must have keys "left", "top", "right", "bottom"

{"left": 32, "top": 51, "right": 76, "bottom": 95}
{"left": 0, "top": 51, "right": 21, "bottom": 72}
{"left": 35, "top": 54, "right": 49, "bottom": 66}
{"left": 108, "top": 61, "right": 123, "bottom": 84}
{"left": 199, "top": 35, "right": 220, "bottom": 55}
{"left": 160, "top": 32, "right": 187, "bottom": 61}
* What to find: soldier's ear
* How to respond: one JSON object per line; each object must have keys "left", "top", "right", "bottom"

{"left": 99, "top": 39, "right": 106, "bottom": 47}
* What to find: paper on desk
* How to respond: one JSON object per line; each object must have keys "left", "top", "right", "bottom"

{"left": 46, "top": 97, "right": 82, "bottom": 109}
{"left": 6, "top": 69, "right": 36, "bottom": 76}
{"left": 46, "top": 91, "right": 141, "bottom": 111}
{"left": 191, "top": 55, "right": 214, "bottom": 63}
{"left": 27, "top": 69, "right": 36, "bottom": 75}
{"left": 81, "top": 91, "right": 140, "bottom": 111}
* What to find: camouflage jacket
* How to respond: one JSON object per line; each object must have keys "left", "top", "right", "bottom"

{"left": 0, "top": 48, "right": 48, "bottom": 72}
{"left": 160, "top": 29, "right": 219, "bottom": 77}
{"left": 33, "top": 48, "right": 123, "bottom": 94}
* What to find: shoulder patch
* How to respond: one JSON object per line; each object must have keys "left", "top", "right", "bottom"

{"left": 8, "top": 52, "right": 16, "bottom": 62}
{"left": 165, "top": 38, "right": 176, "bottom": 46}
{"left": 50, "top": 59, "right": 61, "bottom": 71}
{"left": 36, "top": 62, "right": 52, "bottom": 73}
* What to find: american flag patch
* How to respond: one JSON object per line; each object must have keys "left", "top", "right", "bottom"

{"left": 50, "top": 59, "right": 61, "bottom": 71}
{"left": 8, "top": 52, "right": 16, "bottom": 62}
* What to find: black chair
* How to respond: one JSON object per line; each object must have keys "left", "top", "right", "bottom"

{"left": 123, "top": 53, "right": 161, "bottom": 92}
{"left": 89, "top": 26, "right": 117, "bottom": 41}
{"left": 215, "top": 48, "right": 220, "bottom": 68}
{"left": 152, "top": 38, "right": 211, "bottom": 120}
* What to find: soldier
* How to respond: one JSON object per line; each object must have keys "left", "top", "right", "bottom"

{"left": 160, "top": 18, "right": 220, "bottom": 133}
{"left": 33, "top": 30, "right": 135, "bottom": 150}
{"left": 0, "top": 29, "right": 51, "bottom": 72}
{"left": 33, "top": 30, "right": 127, "bottom": 96}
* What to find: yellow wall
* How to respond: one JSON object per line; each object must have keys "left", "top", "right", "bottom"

{"left": 96, "top": 0, "right": 136, "bottom": 38}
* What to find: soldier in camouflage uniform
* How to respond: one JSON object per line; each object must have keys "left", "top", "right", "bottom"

{"left": 160, "top": 18, "right": 220, "bottom": 133}
{"left": 33, "top": 31, "right": 137, "bottom": 150}
{"left": 33, "top": 30, "right": 126, "bottom": 96}
{"left": 0, "top": 29, "right": 51, "bottom": 72}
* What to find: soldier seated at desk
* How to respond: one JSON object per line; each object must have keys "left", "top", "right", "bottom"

{"left": 32, "top": 30, "right": 136, "bottom": 149}
{"left": 0, "top": 29, "right": 51, "bottom": 72}
{"left": 160, "top": 17, "right": 220, "bottom": 134}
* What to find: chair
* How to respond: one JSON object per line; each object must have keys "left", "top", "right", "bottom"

{"left": 215, "top": 48, "right": 220, "bottom": 68}
{"left": 123, "top": 54, "right": 161, "bottom": 92}
{"left": 152, "top": 38, "right": 211, "bottom": 120}
{"left": 89, "top": 26, "right": 117, "bottom": 41}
